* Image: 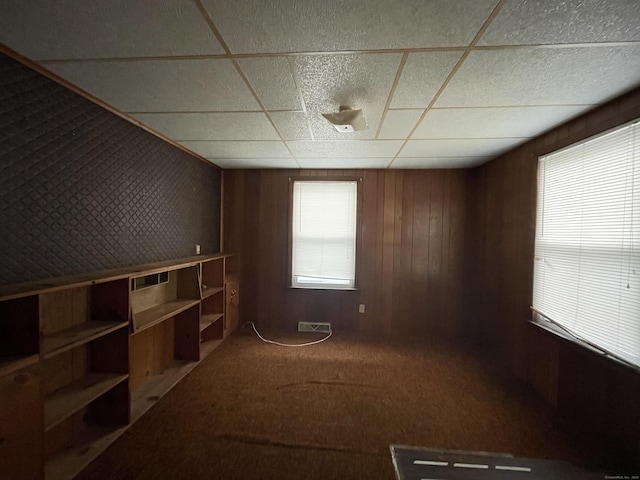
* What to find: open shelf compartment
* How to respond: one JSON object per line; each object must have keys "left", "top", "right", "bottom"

{"left": 201, "top": 286, "right": 223, "bottom": 299}
{"left": 131, "top": 299, "right": 199, "bottom": 333}
{"left": 130, "top": 266, "right": 200, "bottom": 333}
{"left": 200, "top": 313, "right": 223, "bottom": 332}
{"left": 200, "top": 257, "right": 225, "bottom": 298}
{"left": 44, "top": 373, "right": 129, "bottom": 431}
{"left": 42, "top": 321, "right": 128, "bottom": 359}
{"left": 0, "top": 295, "right": 39, "bottom": 376}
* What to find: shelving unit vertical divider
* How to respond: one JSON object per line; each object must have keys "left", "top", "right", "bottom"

{"left": 175, "top": 266, "right": 201, "bottom": 362}
{"left": 199, "top": 256, "right": 226, "bottom": 343}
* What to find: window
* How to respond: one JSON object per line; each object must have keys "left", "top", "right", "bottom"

{"left": 290, "top": 179, "right": 359, "bottom": 289}
{"left": 532, "top": 120, "right": 640, "bottom": 368}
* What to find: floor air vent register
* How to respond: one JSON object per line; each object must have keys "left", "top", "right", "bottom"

{"left": 297, "top": 322, "right": 331, "bottom": 333}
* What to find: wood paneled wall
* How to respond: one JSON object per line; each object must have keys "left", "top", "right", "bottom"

{"left": 467, "top": 87, "right": 640, "bottom": 462}
{"left": 223, "top": 169, "right": 468, "bottom": 337}
{"left": 222, "top": 88, "right": 640, "bottom": 462}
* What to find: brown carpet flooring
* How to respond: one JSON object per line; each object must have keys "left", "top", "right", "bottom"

{"left": 77, "top": 329, "right": 626, "bottom": 479}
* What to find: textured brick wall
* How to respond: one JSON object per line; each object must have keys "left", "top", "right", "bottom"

{"left": 0, "top": 53, "right": 221, "bottom": 287}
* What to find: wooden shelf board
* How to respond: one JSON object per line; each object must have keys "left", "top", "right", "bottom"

{"left": 200, "top": 313, "right": 223, "bottom": 332}
{"left": 41, "top": 321, "right": 129, "bottom": 359}
{"left": 45, "top": 423, "right": 128, "bottom": 480}
{"left": 132, "top": 298, "right": 199, "bottom": 333}
{"left": 202, "top": 286, "right": 224, "bottom": 299}
{"left": 0, "top": 353, "right": 39, "bottom": 377}
{"left": 200, "top": 338, "right": 224, "bottom": 358}
{"left": 130, "top": 360, "right": 195, "bottom": 421}
{"left": 0, "top": 253, "right": 233, "bottom": 301}
{"left": 44, "top": 373, "right": 129, "bottom": 431}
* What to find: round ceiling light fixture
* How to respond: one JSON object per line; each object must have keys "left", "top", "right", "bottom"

{"left": 322, "top": 106, "right": 368, "bottom": 132}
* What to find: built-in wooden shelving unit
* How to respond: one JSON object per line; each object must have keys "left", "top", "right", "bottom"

{"left": 0, "top": 253, "right": 238, "bottom": 480}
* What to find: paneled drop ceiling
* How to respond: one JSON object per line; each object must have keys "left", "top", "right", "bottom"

{"left": 1, "top": 0, "right": 639, "bottom": 169}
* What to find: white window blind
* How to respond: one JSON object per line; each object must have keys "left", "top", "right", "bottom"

{"left": 533, "top": 120, "right": 640, "bottom": 368}
{"left": 292, "top": 180, "right": 357, "bottom": 289}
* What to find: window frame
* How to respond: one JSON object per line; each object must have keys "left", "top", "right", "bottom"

{"left": 531, "top": 119, "right": 640, "bottom": 372}
{"left": 287, "top": 176, "right": 363, "bottom": 290}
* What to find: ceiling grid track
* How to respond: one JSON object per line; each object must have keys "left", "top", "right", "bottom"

{"left": 3, "top": 0, "right": 638, "bottom": 169}
{"left": 375, "top": 52, "right": 409, "bottom": 144}
{"left": 35, "top": 41, "right": 640, "bottom": 66}
{"left": 193, "top": 0, "right": 302, "bottom": 168}
{"left": 287, "top": 56, "right": 316, "bottom": 142}
{"left": 388, "top": 0, "right": 507, "bottom": 168}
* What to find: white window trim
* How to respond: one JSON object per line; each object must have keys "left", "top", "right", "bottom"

{"left": 289, "top": 178, "right": 360, "bottom": 290}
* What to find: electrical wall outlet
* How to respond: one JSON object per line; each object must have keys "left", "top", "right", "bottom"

{"left": 358, "top": 304, "right": 365, "bottom": 314}
{"left": 195, "top": 244, "right": 201, "bottom": 254}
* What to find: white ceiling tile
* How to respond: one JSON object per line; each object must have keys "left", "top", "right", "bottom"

{"left": 292, "top": 53, "right": 402, "bottom": 140}
{"left": 0, "top": 0, "right": 224, "bottom": 60}
{"left": 269, "top": 112, "right": 312, "bottom": 140}
{"left": 378, "top": 110, "right": 423, "bottom": 139}
{"left": 237, "top": 57, "right": 302, "bottom": 110}
{"left": 180, "top": 141, "right": 291, "bottom": 158}
{"left": 208, "top": 158, "right": 300, "bottom": 169}
{"left": 131, "top": 113, "right": 279, "bottom": 141}
{"left": 480, "top": 0, "right": 640, "bottom": 46}
{"left": 1, "top": 0, "right": 637, "bottom": 171}
{"left": 435, "top": 46, "right": 640, "bottom": 107}
{"left": 400, "top": 138, "right": 526, "bottom": 158}
{"left": 288, "top": 140, "right": 403, "bottom": 158}
{"left": 391, "top": 157, "right": 491, "bottom": 168}
{"left": 390, "top": 52, "right": 463, "bottom": 108}
{"left": 297, "top": 158, "right": 392, "bottom": 169}
{"left": 202, "top": 0, "right": 498, "bottom": 53}
{"left": 293, "top": 54, "right": 402, "bottom": 111}
{"left": 46, "top": 59, "right": 260, "bottom": 112}
{"left": 414, "top": 106, "right": 591, "bottom": 139}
